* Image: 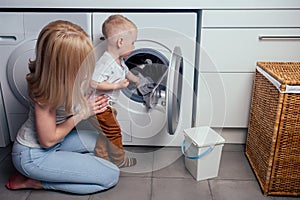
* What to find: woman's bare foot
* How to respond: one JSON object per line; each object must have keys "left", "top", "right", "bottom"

{"left": 5, "top": 172, "right": 42, "bottom": 190}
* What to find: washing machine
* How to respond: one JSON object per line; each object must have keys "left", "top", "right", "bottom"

{"left": 92, "top": 12, "right": 197, "bottom": 146}
{"left": 0, "top": 12, "right": 92, "bottom": 146}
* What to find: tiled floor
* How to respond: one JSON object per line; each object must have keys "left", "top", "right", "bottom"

{"left": 0, "top": 144, "right": 299, "bottom": 200}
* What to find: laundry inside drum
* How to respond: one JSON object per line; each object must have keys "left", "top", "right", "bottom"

{"left": 123, "top": 48, "right": 169, "bottom": 105}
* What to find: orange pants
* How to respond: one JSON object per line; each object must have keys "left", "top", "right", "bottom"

{"left": 93, "top": 107, "right": 125, "bottom": 166}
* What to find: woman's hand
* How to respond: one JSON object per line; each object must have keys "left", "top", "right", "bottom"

{"left": 80, "top": 93, "right": 109, "bottom": 120}
{"left": 89, "top": 94, "right": 109, "bottom": 115}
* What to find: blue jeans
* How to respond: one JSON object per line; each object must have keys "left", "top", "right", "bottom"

{"left": 11, "top": 129, "right": 120, "bottom": 194}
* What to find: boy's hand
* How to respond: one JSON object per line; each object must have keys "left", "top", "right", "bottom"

{"left": 135, "top": 77, "right": 140, "bottom": 87}
{"left": 126, "top": 71, "right": 140, "bottom": 87}
{"left": 116, "top": 79, "right": 129, "bottom": 89}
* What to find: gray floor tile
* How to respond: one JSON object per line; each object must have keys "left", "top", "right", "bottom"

{"left": 217, "top": 151, "right": 256, "bottom": 180}
{"left": 0, "top": 186, "right": 31, "bottom": 200}
{"left": 152, "top": 178, "right": 212, "bottom": 200}
{"left": 90, "top": 176, "right": 152, "bottom": 200}
{"left": 27, "top": 190, "right": 90, "bottom": 200}
{"left": 1, "top": 145, "right": 299, "bottom": 200}
{"left": 209, "top": 180, "right": 273, "bottom": 200}
{"left": 222, "top": 144, "right": 245, "bottom": 152}
{"left": 153, "top": 155, "right": 193, "bottom": 179}
{"left": 0, "top": 155, "right": 17, "bottom": 184}
{"left": 153, "top": 147, "right": 188, "bottom": 176}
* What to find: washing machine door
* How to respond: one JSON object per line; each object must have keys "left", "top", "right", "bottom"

{"left": 166, "top": 46, "right": 183, "bottom": 135}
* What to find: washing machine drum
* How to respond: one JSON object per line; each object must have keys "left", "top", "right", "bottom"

{"left": 123, "top": 48, "right": 169, "bottom": 103}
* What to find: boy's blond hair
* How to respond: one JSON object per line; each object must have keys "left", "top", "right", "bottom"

{"left": 102, "top": 14, "right": 137, "bottom": 41}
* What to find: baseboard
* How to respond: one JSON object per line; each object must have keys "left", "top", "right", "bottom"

{"left": 211, "top": 128, "right": 248, "bottom": 144}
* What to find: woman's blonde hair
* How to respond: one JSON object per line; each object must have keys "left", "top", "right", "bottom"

{"left": 27, "top": 20, "right": 95, "bottom": 114}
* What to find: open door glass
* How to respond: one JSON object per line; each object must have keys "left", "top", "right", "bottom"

{"left": 166, "top": 46, "right": 183, "bottom": 135}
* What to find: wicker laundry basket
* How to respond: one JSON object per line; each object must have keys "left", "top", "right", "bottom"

{"left": 245, "top": 62, "right": 300, "bottom": 196}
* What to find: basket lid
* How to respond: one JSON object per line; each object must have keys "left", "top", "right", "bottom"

{"left": 257, "top": 62, "right": 300, "bottom": 85}
{"left": 184, "top": 126, "right": 225, "bottom": 147}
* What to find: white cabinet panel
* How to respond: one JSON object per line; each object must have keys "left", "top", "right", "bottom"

{"left": 93, "top": 12, "right": 197, "bottom": 41}
{"left": 197, "top": 9, "right": 300, "bottom": 143}
{"left": 202, "top": 10, "right": 300, "bottom": 28}
{"left": 200, "top": 29, "right": 300, "bottom": 72}
{"left": 24, "top": 13, "right": 92, "bottom": 38}
{"left": 196, "top": 73, "right": 254, "bottom": 128}
{"left": 0, "top": 13, "right": 24, "bottom": 44}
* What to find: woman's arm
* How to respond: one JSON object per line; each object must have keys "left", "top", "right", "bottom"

{"left": 35, "top": 95, "right": 109, "bottom": 148}
{"left": 34, "top": 103, "right": 85, "bottom": 148}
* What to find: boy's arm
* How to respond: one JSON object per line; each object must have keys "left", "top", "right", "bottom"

{"left": 90, "top": 80, "right": 129, "bottom": 91}
{"left": 126, "top": 71, "right": 140, "bottom": 86}
{"left": 90, "top": 80, "right": 116, "bottom": 91}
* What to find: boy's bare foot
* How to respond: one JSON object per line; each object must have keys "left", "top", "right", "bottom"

{"left": 5, "top": 172, "right": 42, "bottom": 190}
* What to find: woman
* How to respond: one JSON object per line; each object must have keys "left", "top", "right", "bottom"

{"left": 5, "top": 20, "right": 119, "bottom": 194}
